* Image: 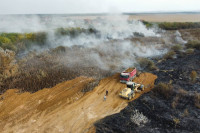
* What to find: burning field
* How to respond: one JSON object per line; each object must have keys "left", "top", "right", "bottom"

{"left": 0, "top": 14, "right": 183, "bottom": 93}
{"left": 0, "top": 14, "right": 200, "bottom": 132}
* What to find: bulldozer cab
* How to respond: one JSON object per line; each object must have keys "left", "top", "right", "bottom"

{"left": 126, "top": 82, "right": 135, "bottom": 90}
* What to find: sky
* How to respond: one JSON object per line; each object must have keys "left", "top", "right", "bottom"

{"left": 0, "top": 0, "right": 200, "bottom": 14}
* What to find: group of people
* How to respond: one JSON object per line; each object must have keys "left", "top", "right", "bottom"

{"left": 104, "top": 90, "right": 108, "bottom": 101}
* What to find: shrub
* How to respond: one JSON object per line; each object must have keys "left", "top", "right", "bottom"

{"left": 183, "top": 109, "right": 189, "bottom": 117}
{"left": 153, "top": 82, "right": 173, "bottom": 99}
{"left": 185, "top": 48, "right": 194, "bottom": 54}
{"left": 173, "top": 118, "right": 180, "bottom": 128}
{"left": 55, "top": 27, "right": 97, "bottom": 37}
{"left": 130, "top": 109, "right": 149, "bottom": 126}
{"left": 190, "top": 70, "right": 197, "bottom": 82}
{"left": 51, "top": 46, "right": 66, "bottom": 54}
{"left": 82, "top": 80, "right": 99, "bottom": 92}
{"left": 163, "top": 50, "right": 176, "bottom": 59}
{"left": 171, "top": 89, "right": 188, "bottom": 110}
{"left": 34, "top": 32, "right": 47, "bottom": 45}
{"left": 0, "top": 32, "right": 47, "bottom": 52}
{"left": 24, "top": 32, "right": 47, "bottom": 46}
{"left": 137, "top": 58, "right": 157, "bottom": 70}
{"left": 194, "top": 93, "right": 200, "bottom": 108}
{"left": 141, "top": 20, "right": 153, "bottom": 28}
{"left": 0, "top": 33, "right": 21, "bottom": 42}
{"left": 185, "top": 40, "right": 200, "bottom": 50}
{"left": 172, "top": 95, "right": 179, "bottom": 109}
{"left": 25, "top": 33, "right": 35, "bottom": 41}
{"left": 1, "top": 43, "right": 17, "bottom": 52}
{"left": 56, "top": 27, "right": 83, "bottom": 37}
{"left": 0, "top": 36, "right": 11, "bottom": 44}
{"left": 171, "top": 44, "right": 183, "bottom": 52}
{"left": 0, "top": 36, "right": 17, "bottom": 51}
{"left": 158, "top": 22, "right": 200, "bottom": 30}
{"left": 178, "top": 88, "right": 188, "bottom": 97}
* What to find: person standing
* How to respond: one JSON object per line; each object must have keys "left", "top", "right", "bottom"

{"left": 106, "top": 90, "right": 108, "bottom": 96}
{"left": 104, "top": 95, "right": 106, "bottom": 101}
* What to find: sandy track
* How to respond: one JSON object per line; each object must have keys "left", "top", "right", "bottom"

{"left": 0, "top": 72, "right": 157, "bottom": 133}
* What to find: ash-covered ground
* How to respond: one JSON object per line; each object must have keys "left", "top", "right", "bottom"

{"left": 95, "top": 49, "right": 200, "bottom": 133}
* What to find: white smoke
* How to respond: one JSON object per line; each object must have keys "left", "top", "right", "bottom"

{"left": 0, "top": 14, "right": 167, "bottom": 71}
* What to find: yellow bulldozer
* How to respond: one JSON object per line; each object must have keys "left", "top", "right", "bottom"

{"left": 119, "top": 81, "right": 144, "bottom": 100}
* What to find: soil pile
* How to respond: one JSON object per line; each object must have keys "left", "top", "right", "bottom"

{"left": 0, "top": 72, "right": 157, "bottom": 133}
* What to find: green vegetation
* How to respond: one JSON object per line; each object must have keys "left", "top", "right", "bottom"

{"left": 0, "top": 32, "right": 47, "bottom": 52}
{"left": 141, "top": 21, "right": 200, "bottom": 30}
{"left": 141, "top": 20, "right": 154, "bottom": 28}
{"left": 158, "top": 22, "right": 200, "bottom": 30}
{"left": 0, "top": 27, "right": 97, "bottom": 52}
{"left": 153, "top": 82, "right": 173, "bottom": 99}
{"left": 55, "top": 27, "right": 97, "bottom": 37}
{"left": 185, "top": 40, "right": 200, "bottom": 50}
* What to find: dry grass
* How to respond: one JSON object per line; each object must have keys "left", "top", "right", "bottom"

{"left": 171, "top": 44, "right": 183, "bottom": 52}
{"left": 0, "top": 52, "right": 110, "bottom": 94}
{"left": 190, "top": 71, "right": 197, "bottom": 82}
{"left": 178, "top": 88, "right": 188, "bottom": 97}
{"left": 173, "top": 118, "right": 180, "bottom": 128}
{"left": 183, "top": 109, "right": 189, "bottom": 117}
{"left": 172, "top": 95, "right": 179, "bottom": 109}
{"left": 186, "top": 40, "right": 200, "bottom": 50}
{"left": 153, "top": 82, "right": 173, "bottom": 99}
{"left": 82, "top": 80, "right": 100, "bottom": 92}
{"left": 172, "top": 89, "right": 189, "bottom": 109}
{"left": 194, "top": 93, "right": 200, "bottom": 109}
{"left": 137, "top": 58, "right": 157, "bottom": 70}
{"left": 163, "top": 50, "right": 176, "bottom": 59}
{"left": 51, "top": 46, "right": 66, "bottom": 54}
{"left": 185, "top": 48, "right": 194, "bottom": 54}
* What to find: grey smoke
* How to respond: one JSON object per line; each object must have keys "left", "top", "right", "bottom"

{"left": 0, "top": 15, "right": 168, "bottom": 71}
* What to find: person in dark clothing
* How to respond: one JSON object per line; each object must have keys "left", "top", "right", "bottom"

{"left": 106, "top": 90, "right": 108, "bottom": 96}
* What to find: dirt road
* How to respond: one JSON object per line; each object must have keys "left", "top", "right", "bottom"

{"left": 0, "top": 72, "right": 157, "bottom": 133}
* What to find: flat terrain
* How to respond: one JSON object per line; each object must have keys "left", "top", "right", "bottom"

{"left": 0, "top": 72, "right": 157, "bottom": 133}
{"left": 129, "top": 14, "right": 200, "bottom": 22}
{"left": 72, "top": 13, "right": 200, "bottom": 22}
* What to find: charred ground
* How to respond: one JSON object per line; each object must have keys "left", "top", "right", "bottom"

{"left": 95, "top": 46, "right": 200, "bottom": 132}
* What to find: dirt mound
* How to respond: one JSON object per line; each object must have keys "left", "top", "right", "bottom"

{"left": 0, "top": 72, "right": 157, "bottom": 133}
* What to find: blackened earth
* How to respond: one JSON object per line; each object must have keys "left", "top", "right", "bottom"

{"left": 95, "top": 50, "right": 200, "bottom": 133}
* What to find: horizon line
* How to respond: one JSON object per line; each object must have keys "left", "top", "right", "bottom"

{"left": 0, "top": 11, "right": 200, "bottom": 16}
